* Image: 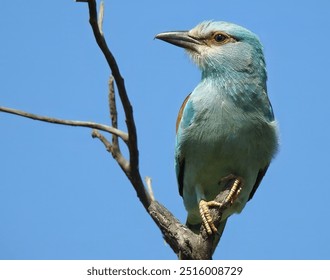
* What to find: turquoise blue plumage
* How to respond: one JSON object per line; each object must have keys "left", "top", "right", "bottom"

{"left": 156, "top": 21, "right": 278, "bottom": 250}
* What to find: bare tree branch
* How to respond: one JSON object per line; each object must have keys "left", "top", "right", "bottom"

{"left": 0, "top": 106, "right": 128, "bottom": 142}
{"left": 149, "top": 188, "right": 232, "bottom": 260}
{"left": 0, "top": 0, "right": 235, "bottom": 259}
{"left": 75, "top": 0, "right": 229, "bottom": 259}
{"left": 79, "top": 0, "right": 151, "bottom": 210}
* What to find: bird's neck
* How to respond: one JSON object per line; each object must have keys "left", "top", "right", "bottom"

{"left": 198, "top": 67, "right": 273, "bottom": 121}
{"left": 201, "top": 66, "right": 267, "bottom": 91}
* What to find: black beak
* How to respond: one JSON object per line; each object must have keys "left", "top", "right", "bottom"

{"left": 155, "top": 31, "right": 202, "bottom": 52}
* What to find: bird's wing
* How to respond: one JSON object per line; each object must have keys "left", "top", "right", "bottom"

{"left": 177, "top": 157, "right": 185, "bottom": 197}
{"left": 176, "top": 93, "right": 192, "bottom": 133}
{"left": 248, "top": 165, "right": 269, "bottom": 201}
{"left": 247, "top": 90, "right": 274, "bottom": 201}
{"left": 175, "top": 93, "right": 192, "bottom": 197}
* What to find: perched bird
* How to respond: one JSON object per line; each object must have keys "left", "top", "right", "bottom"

{"left": 156, "top": 21, "right": 278, "bottom": 252}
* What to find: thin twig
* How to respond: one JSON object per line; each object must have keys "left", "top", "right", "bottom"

{"left": 92, "top": 129, "right": 113, "bottom": 152}
{"left": 92, "top": 129, "right": 129, "bottom": 172}
{"left": 0, "top": 106, "right": 128, "bottom": 142}
{"left": 145, "top": 176, "right": 155, "bottom": 201}
{"left": 108, "top": 76, "right": 119, "bottom": 150}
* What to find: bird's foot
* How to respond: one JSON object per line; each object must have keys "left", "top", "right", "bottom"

{"left": 199, "top": 176, "right": 244, "bottom": 235}
{"left": 220, "top": 174, "right": 244, "bottom": 206}
{"left": 199, "top": 200, "right": 222, "bottom": 235}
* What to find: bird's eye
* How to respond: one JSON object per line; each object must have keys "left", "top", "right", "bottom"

{"left": 214, "top": 33, "right": 227, "bottom": 43}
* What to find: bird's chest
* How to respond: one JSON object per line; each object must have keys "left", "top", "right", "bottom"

{"left": 182, "top": 94, "right": 258, "bottom": 151}
{"left": 179, "top": 93, "right": 273, "bottom": 185}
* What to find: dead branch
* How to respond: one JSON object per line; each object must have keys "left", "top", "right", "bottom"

{"left": 79, "top": 0, "right": 151, "bottom": 210}
{"left": 148, "top": 189, "right": 231, "bottom": 260}
{"left": 0, "top": 0, "right": 234, "bottom": 259}
{"left": 0, "top": 106, "right": 128, "bottom": 142}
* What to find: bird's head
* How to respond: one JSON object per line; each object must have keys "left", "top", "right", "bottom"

{"left": 156, "top": 21, "right": 266, "bottom": 77}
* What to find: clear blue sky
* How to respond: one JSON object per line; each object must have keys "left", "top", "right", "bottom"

{"left": 1, "top": 0, "right": 329, "bottom": 260}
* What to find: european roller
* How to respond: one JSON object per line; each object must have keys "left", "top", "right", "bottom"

{"left": 156, "top": 21, "right": 278, "bottom": 249}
